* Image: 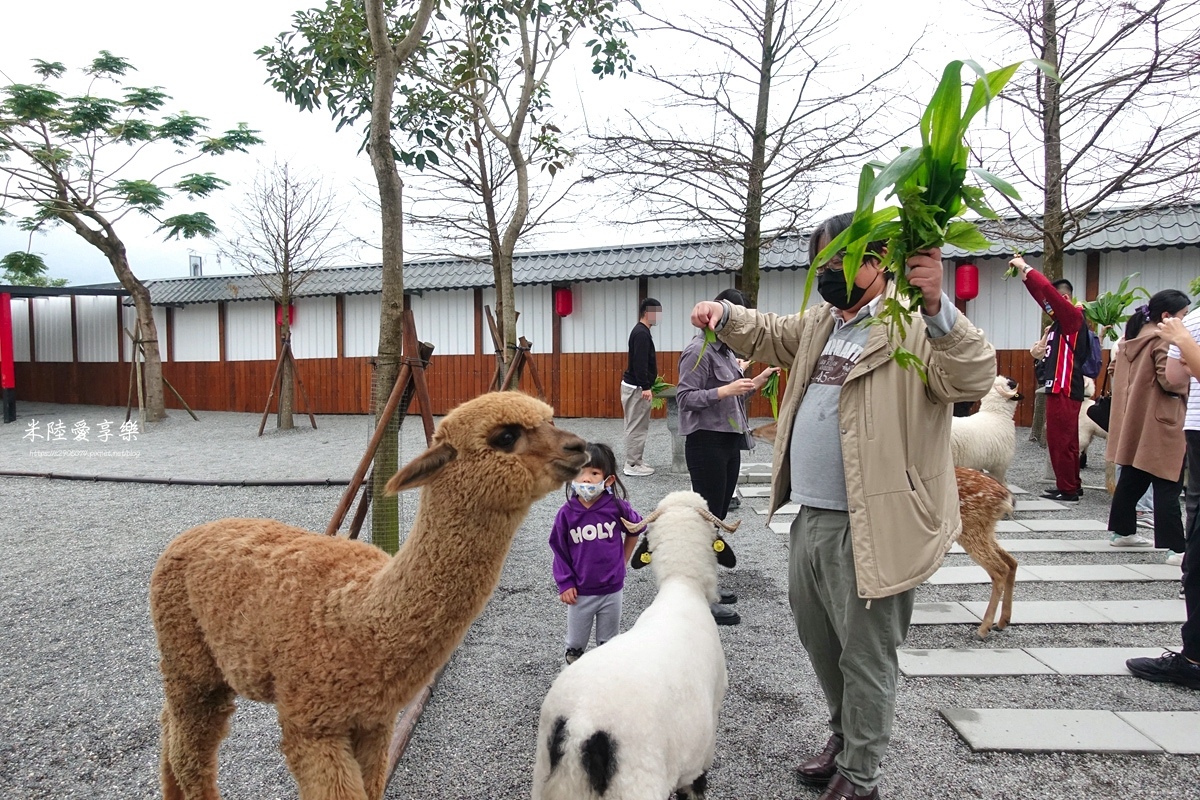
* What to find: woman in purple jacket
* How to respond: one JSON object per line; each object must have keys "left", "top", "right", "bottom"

{"left": 548, "top": 442, "right": 643, "bottom": 664}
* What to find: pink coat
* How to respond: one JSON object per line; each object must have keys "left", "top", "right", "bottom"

{"left": 1106, "top": 327, "right": 1190, "bottom": 480}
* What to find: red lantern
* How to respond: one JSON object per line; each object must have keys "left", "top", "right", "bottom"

{"left": 553, "top": 286, "right": 573, "bottom": 317}
{"left": 275, "top": 303, "right": 295, "bottom": 326}
{"left": 955, "top": 263, "right": 979, "bottom": 302}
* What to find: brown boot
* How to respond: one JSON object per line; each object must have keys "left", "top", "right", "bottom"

{"left": 793, "top": 733, "right": 843, "bottom": 786}
{"left": 815, "top": 773, "right": 879, "bottom": 800}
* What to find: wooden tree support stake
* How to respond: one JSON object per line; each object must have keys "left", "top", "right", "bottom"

{"left": 258, "top": 337, "right": 316, "bottom": 436}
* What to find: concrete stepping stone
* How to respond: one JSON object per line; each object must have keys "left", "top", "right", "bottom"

{"left": 1007, "top": 484, "right": 1028, "bottom": 495}
{"left": 941, "top": 708, "right": 1163, "bottom": 752}
{"left": 1019, "top": 519, "right": 1109, "bottom": 532}
{"left": 1083, "top": 599, "right": 1188, "bottom": 624}
{"left": 1025, "top": 647, "right": 1169, "bottom": 675}
{"left": 960, "top": 600, "right": 1111, "bottom": 624}
{"left": 1125, "top": 563, "right": 1185, "bottom": 580}
{"left": 928, "top": 564, "right": 1177, "bottom": 584}
{"left": 737, "top": 486, "right": 771, "bottom": 498}
{"left": 911, "top": 602, "right": 981, "bottom": 625}
{"left": 899, "top": 648, "right": 1052, "bottom": 676}
{"left": 1117, "top": 712, "right": 1200, "bottom": 755}
{"left": 756, "top": 503, "right": 799, "bottom": 515}
{"left": 769, "top": 521, "right": 790, "bottom": 535}
{"left": 995, "top": 520, "right": 1029, "bottom": 533}
{"left": 1013, "top": 498, "right": 1068, "bottom": 512}
{"left": 950, "top": 539, "right": 1160, "bottom": 554}
{"left": 926, "top": 565, "right": 1041, "bottom": 585}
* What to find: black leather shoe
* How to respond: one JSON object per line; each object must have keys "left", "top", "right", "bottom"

{"left": 815, "top": 773, "right": 879, "bottom": 800}
{"left": 710, "top": 604, "right": 741, "bottom": 625}
{"left": 719, "top": 592, "right": 738, "bottom": 605}
{"left": 794, "top": 733, "right": 843, "bottom": 786}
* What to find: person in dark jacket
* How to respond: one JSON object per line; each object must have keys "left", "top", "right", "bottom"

{"left": 1010, "top": 256, "right": 1093, "bottom": 501}
{"left": 621, "top": 297, "right": 661, "bottom": 476}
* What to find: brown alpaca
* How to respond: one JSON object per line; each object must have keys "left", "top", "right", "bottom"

{"left": 150, "top": 392, "right": 587, "bottom": 800}
{"left": 749, "top": 424, "right": 1017, "bottom": 639}
{"left": 954, "top": 467, "right": 1017, "bottom": 639}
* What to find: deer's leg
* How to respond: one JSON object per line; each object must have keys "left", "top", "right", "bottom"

{"left": 280, "top": 719, "right": 366, "bottom": 800}
{"left": 996, "top": 549, "right": 1019, "bottom": 631}
{"left": 352, "top": 723, "right": 392, "bottom": 800}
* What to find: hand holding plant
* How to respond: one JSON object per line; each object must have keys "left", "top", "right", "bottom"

{"left": 1082, "top": 273, "right": 1149, "bottom": 342}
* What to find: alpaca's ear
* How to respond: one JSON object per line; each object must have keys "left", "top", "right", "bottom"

{"left": 385, "top": 442, "right": 458, "bottom": 494}
{"left": 714, "top": 537, "right": 736, "bottom": 568}
{"left": 629, "top": 536, "right": 652, "bottom": 569}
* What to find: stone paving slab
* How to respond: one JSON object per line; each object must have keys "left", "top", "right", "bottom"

{"left": 1018, "top": 519, "right": 1109, "bottom": 532}
{"left": 1117, "top": 712, "right": 1200, "bottom": 755}
{"left": 756, "top": 503, "right": 799, "bottom": 515}
{"left": 926, "top": 565, "right": 1040, "bottom": 585}
{"left": 961, "top": 600, "right": 1112, "bottom": 624}
{"left": 899, "top": 648, "right": 1053, "bottom": 676}
{"left": 1013, "top": 498, "right": 1068, "bottom": 512}
{"left": 737, "top": 485, "right": 771, "bottom": 498}
{"left": 994, "top": 520, "right": 1030, "bottom": 533}
{"left": 1007, "top": 484, "right": 1028, "bottom": 495}
{"left": 941, "top": 708, "right": 1164, "bottom": 753}
{"left": 1084, "top": 599, "right": 1188, "bottom": 624}
{"left": 911, "top": 603, "right": 982, "bottom": 625}
{"left": 1125, "top": 563, "right": 1185, "bottom": 580}
{"left": 1026, "top": 647, "right": 1169, "bottom": 676}
{"left": 768, "top": 521, "right": 789, "bottom": 535}
{"left": 950, "top": 539, "right": 1162, "bottom": 553}
{"left": 927, "top": 564, "right": 1177, "bottom": 585}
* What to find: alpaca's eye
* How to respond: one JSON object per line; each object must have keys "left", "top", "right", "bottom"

{"left": 489, "top": 426, "right": 522, "bottom": 451}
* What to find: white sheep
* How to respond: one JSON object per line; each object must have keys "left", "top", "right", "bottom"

{"left": 950, "top": 375, "right": 1022, "bottom": 485}
{"left": 531, "top": 491, "right": 737, "bottom": 800}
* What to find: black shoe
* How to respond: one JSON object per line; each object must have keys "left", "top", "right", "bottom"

{"left": 728, "top": 495, "right": 741, "bottom": 510}
{"left": 719, "top": 592, "right": 738, "bottom": 605}
{"left": 711, "top": 604, "right": 741, "bottom": 626}
{"left": 565, "top": 648, "right": 584, "bottom": 665}
{"left": 1126, "top": 651, "right": 1200, "bottom": 690}
{"left": 1042, "top": 489, "right": 1080, "bottom": 502}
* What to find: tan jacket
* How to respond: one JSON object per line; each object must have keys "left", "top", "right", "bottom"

{"left": 719, "top": 292, "right": 996, "bottom": 598}
{"left": 1105, "top": 327, "right": 1189, "bottom": 480}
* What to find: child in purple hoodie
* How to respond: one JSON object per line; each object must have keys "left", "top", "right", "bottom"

{"left": 549, "top": 442, "right": 643, "bottom": 664}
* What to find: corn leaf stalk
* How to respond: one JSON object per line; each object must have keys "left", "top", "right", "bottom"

{"left": 650, "top": 374, "right": 674, "bottom": 411}
{"left": 760, "top": 368, "right": 783, "bottom": 420}
{"left": 1083, "top": 273, "right": 1150, "bottom": 342}
{"left": 805, "top": 59, "right": 1055, "bottom": 380}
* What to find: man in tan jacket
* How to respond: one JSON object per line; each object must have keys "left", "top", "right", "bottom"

{"left": 691, "top": 213, "right": 995, "bottom": 800}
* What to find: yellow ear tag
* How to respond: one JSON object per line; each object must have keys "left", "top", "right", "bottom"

{"left": 713, "top": 540, "right": 725, "bottom": 552}
{"left": 639, "top": 552, "right": 652, "bottom": 564}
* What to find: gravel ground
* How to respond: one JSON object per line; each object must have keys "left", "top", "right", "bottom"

{"left": 1, "top": 402, "right": 1197, "bottom": 799}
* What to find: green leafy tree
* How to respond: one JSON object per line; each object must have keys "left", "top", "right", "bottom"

{"left": 0, "top": 52, "right": 261, "bottom": 421}
{"left": 0, "top": 251, "right": 66, "bottom": 286}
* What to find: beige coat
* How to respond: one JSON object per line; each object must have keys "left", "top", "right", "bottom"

{"left": 720, "top": 294, "right": 996, "bottom": 598}
{"left": 1105, "top": 327, "right": 1189, "bottom": 480}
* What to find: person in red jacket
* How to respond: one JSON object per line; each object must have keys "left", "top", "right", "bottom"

{"left": 1010, "top": 256, "right": 1092, "bottom": 502}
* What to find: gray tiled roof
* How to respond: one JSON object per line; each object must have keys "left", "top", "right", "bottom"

{"left": 140, "top": 204, "right": 1200, "bottom": 305}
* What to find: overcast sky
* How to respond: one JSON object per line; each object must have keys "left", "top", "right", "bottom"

{"left": 0, "top": 0, "right": 1016, "bottom": 286}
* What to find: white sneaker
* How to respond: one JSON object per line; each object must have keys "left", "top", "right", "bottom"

{"left": 623, "top": 464, "right": 655, "bottom": 477}
{"left": 1110, "top": 533, "right": 1153, "bottom": 548}
{"left": 1136, "top": 512, "right": 1154, "bottom": 529}
{"left": 1165, "top": 551, "right": 1184, "bottom": 566}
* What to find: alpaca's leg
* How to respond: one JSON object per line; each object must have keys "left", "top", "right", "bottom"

{"left": 161, "top": 680, "right": 236, "bottom": 800}
{"left": 280, "top": 720, "right": 367, "bottom": 800}
{"left": 351, "top": 723, "right": 391, "bottom": 800}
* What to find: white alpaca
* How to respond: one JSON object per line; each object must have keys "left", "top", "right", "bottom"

{"left": 1078, "top": 376, "right": 1107, "bottom": 468}
{"left": 531, "top": 491, "right": 737, "bottom": 800}
{"left": 950, "top": 375, "right": 1021, "bottom": 485}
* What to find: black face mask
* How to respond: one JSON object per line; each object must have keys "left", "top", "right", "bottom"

{"left": 818, "top": 268, "right": 871, "bottom": 310}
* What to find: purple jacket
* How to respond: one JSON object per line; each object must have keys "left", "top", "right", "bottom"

{"left": 549, "top": 493, "right": 642, "bottom": 595}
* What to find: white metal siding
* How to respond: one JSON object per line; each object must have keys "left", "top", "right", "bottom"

{"left": 10, "top": 297, "right": 31, "bottom": 362}
{"left": 75, "top": 295, "right": 118, "bottom": 362}
{"left": 122, "top": 305, "right": 169, "bottom": 361}
{"left": 173, "top": 305, "right": 220, "bottom": 362}
{"left": 291, "top": 296, "right": 337, "bottom": 359}
{"left": 758, "top": 269, "right": 824, "bottom": 319}
{"left": 512, "top": 285, "right": 552, "bottom": 354}
{"left": 225, "top": 300, "right": 276, "bottom": 361}
{"left": 648, "top": 274, "right": 737, "bottom": 352}
{"left": 32, "top": 297, "right": 72, "bottom": 362}
{"left": 344, "top": 294, "right": 381, "bottom": 358}
{"left": 1100, "top": 248, "right": 1197, "bottom": 297}
{"left": 560, "top": 280, "right": 639, "bottom": 354}
{"left": 410, "top": 290, "right": 474, "bottom": 355}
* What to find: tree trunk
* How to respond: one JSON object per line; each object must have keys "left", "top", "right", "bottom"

{"left": 740, "top": 0, "right": 775, "bottom": 308}
{"left": 472, "top": 113, "right": 507, "bottom": 383}
{"left": 1040, "top": 0, "right": 1065, "bottom": 284}
{"left": 112, "top": 249, "right": 167, "bottom": 423}
{"left": 278, "top": 305, "right": 295, "bottom": 431}
{"left": 497, "top": 107, "right": 532, "bottom": 389}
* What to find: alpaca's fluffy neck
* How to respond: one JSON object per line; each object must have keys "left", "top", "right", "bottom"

{"left": 364, "top": 482, "right": 525, "bottom": 705}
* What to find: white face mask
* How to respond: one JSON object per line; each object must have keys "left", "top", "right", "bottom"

{"left": 572, "top": 481, "right": 606, "bottom": 502}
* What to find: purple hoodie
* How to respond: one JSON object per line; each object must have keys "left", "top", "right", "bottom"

{"left": 549, "top": 493, "right": 643, "bottom": 596}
